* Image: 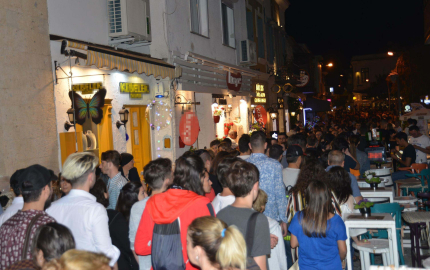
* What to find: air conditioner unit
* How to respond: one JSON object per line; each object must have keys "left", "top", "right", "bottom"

{"left": 240, "top": 40, "right": 257, "bottom": 66}
{"left": 107, "top": 0, "right": 151, "bottom": 42}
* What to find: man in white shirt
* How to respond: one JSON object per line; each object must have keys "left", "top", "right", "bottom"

{"left": 129, "top": 158, "right": 173, "bottom": 270}
{"left": 0, "top": 169, "right": 25, "bottom": 227}
{"left": 409, "top": 125, "right": 430, "bottom": 164}
{"left": 282, "top": 145, "right": 303, "bottom": 189}
{"left": 47, "top": 152, "right": 120, "bottom": 269}
{"left": 238, "top": 134, "right": 251, "bottom": 160}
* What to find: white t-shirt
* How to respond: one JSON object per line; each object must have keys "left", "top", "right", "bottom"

{"left": 282, "top": 167, "right": 300, "bottom": 189}
{"left": 239, "top": 154, "right": 251, "bottom": 160}
{"left": 211, "top": 194, "right": 235, "bottom": 214}
{"left": 409, "top": 135, "right": 430, "bottom": 163}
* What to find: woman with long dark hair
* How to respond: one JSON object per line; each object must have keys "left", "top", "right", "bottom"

{"left": 116, "top": 181, "right": 146, "bottom": 223}
{"left": 289, "top": 181, "right": 347, "bottom": 269}
{"left": 134, "top": 155, "right": 215, "bottom": 270}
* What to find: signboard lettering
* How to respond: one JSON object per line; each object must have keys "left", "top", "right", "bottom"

{"left": 254, "top": 105, "right": 267, "bottom": 127}
{"left": 179, "top": 112, "right": 200, "bottom": 146}
{"left": 72, "top": 82, "right": 103, "bottom": 94}
{"left": 226, "top": 71, "right": 242, "bottom": 91}
{"left": 120, "top": 82, "right": 149, "bottom": 99}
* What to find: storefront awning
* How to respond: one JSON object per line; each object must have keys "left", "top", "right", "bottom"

{"left": 51, "top": 35, "right": 177, "bottom": 79}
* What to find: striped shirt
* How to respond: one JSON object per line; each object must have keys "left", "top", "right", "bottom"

{"left": 286, "top": 191, "right": 342, "bottom": 224}
{"left": 107, "top": 172, "right": 128, "bottom": 210}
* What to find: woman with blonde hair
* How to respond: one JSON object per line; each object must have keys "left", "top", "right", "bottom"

{"left": 187, "top": 216, "right": 247, "bottom": 270}
{"left": 42, "top": 250, "right": 111, "bottom": 270}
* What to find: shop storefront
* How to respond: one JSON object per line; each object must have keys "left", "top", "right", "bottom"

{"left": 173, "top": 52, "right": 270, "bottom": 155}
{"left": 50, "top": 36, "right": 177, "bottom": 175}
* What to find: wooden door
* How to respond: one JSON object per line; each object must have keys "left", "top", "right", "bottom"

{"left": 129, "top": 106, "right": 151, "bottom": 178}
{"left": 97, "top": 105, "right": 114, "bottom": 160}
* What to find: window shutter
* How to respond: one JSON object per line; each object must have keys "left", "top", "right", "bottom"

{"left": 190, "top": 0, "right": 200, "bottom": 34}
{"left": 246, "top": 9, "right": 254, "bottom": 41}
{"left": 257, "top": 17, "right": 264, "bottom": 59}
{"left": 107, "top": 0, "right": 123, "bottom": 34}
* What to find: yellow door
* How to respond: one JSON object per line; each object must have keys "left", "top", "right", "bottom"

{"left": 129, "top": 106, "right": 152, "bottom": 178}
{"left": 97, "top": 105, "right": 114, "bottom": 160}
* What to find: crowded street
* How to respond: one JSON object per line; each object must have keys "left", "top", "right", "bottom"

{"left": 0, "top": 0, "right": 430, "bottom": 270}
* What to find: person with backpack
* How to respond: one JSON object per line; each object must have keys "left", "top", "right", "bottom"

{"left": 187, "top": 216, "right": 247, "bottom": 270}
{"left": 134, "top": 155, "right": 215, "bottom": 270}
{"left": 289, "top": 181, "right": 347, "bottom": 270}
{"left": 217, "top": 159, "right": 270, "bottom": 270}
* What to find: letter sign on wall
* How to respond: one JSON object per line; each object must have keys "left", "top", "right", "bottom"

{"left": 254, "top": 105, "right": 267, "bottom": 127}
{"left": 179, "top": 112, "right": 200, "bottom": 146}
{"left": 226, "top": 71, "right": 242, "bottom": 91}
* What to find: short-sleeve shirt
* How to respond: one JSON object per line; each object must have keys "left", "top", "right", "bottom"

{"left": 217, "top": 206, "right": 271, "bottom": 258}
{"left": 107, "top": 172, "right": 128, "bottom": 210}
{"left": 410, "top": 135, "right": 430, "bottom": 163}
{"left": 289, "top": 212, "right": 347, "bottom": 270}
{"left": 400, "top": 144, "right": 416, "bottom": 167}
{"left": 0, "top": 210, "right": 56, "bottom": 270}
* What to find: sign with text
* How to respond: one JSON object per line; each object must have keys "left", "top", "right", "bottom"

{"left": 179, "top": 112, "right": 200, "bottom": 146}
{"left": 120, "top": 82, "right": 149, "bottom": 98}
{"left": 226, "top": 71, "right": 242, "bottom": 91}
{"left": 72, "top": 82, "right": 103, "bottom": 94}
{"left": 254, "top": 105, "right": 267, "bottom": 127}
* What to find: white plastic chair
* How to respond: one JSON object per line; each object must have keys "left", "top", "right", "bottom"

{"left": 352, "top": 239, "right": 391, "bottom": 270}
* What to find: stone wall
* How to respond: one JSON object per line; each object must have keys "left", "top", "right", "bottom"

{"left": 0, "top": 0, "right": 59, "bottom": 191}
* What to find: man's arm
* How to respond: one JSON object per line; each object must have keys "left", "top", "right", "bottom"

{"left": 254, "top": 255, "right": 267, "bottom": 270}
{"left": 413, "top": 144, "right": 430, "bottom": 155}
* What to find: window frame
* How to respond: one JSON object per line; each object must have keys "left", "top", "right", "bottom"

{"left": 221, "top": 2, "right": 236, "bottom": 48}
{"left": 190, "top": 0, "right": 209, "bottom": 38}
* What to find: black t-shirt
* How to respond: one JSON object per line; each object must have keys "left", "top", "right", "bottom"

{"left": 344, "top": 155, "right": 357, "bottom": 172}
{"left": 400, "top": 144, "right": 416, "bottom": 167}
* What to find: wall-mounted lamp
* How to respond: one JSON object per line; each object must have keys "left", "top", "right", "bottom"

{"left": 116, "top": 106, "right": 130, "bottom": 129}
{"left": 64, "top": 108, "right": 75, "bottom": 131}
{"left": 155, "top": 80, "right": 168, "bottom": 98}
{"left": 270, "top": 112, "right": 277, "bottom": 120}
{"left": 290, "top": 111, "right": 296, "bottom": 117}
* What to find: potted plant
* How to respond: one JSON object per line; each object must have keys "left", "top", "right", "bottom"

{"left": 375, "top": 161, "right": 383, "bottom": 169}
{"left": 364, "top": 172, "right": 381, "bottom": 189}
{"left": 354, "top": 199, "right": 374, "bottom": 217}
{"left": 213, "top": 107, "right": 223, "bottom": 123}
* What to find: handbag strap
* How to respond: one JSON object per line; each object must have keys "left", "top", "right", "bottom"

{"left": 21, "top": 213, "right": 44, "bottom": 260}
{"left": 245, "top": 212, "right": 260, "bottom": 257}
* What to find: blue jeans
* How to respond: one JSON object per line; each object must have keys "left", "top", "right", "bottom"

{"left": 392, "top": 171, "right": 410, "bottom": 182}
{"left": 284, "top": 238, "right": 293, "bottom": 268}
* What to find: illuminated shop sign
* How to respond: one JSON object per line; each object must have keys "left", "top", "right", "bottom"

{"left": 120, "top": 82, "right": 149, "bottom": 98}
{"left": 72, "top": 82, "right": 103, "bottom": 94}
{"left": 254, "top": 84, "right": 266, "bottom": 103}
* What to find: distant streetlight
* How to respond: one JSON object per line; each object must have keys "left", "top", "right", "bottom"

{"left": 326, "top": 63, "right": 333, "bottom": 67}
{"left": 366, "top": 79, "right": 369, "bottom": 82}
{"left": 340, "top": 74, "right": 343, "bottom": 77}
{"left": 387, "top": 51, "right": 394, "bottom": 56}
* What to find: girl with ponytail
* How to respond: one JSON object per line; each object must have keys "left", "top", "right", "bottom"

{"left": 187, "top": 216, "right": 247, "bottom": 270}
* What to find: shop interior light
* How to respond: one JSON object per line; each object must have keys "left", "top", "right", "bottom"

{"left": 240, "top": 98, "right": 246, "bottom": 104}
{"left": 270, "top": 113, "right": 277, "bottom": 120}
{"left": 116, "top": 106, "right": 130, "bottom": 129}
{"left": 251, "top": 104, "right": 255, "bottom": 108}
{"left": 64, "top": 108, "right": 75, "bottom": 131}
{"left": 290, "top": 112, "right": 296, "bottom": 116}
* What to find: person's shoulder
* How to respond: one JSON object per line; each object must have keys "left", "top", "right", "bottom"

{"left": 131, "top": 197, "right": 149, "bottom": 213}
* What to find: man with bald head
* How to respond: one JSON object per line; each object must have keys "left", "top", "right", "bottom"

{"left": 326, "top": 150, "right": 363, "bottom": 202}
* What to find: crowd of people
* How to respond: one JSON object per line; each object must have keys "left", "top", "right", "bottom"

{"left": 0, "top": 111, "right": 429, "bottom": 270}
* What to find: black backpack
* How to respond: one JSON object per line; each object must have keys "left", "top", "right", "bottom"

{"left": 151, "top": 203, "right": 215, "bottom": 270}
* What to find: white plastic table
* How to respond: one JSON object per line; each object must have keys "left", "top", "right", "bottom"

{"left": 357, "top": 180, "right": 386, "bottom": 188}
{"left": 359, "top": 187, "right": 394, "bottom": 203}
{"left": 344, "top": 213, "right": 399, "bottom": 270}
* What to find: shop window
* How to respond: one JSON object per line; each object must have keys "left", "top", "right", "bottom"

{"left": 222, "top": 3, "right": 235, "bottom": 48}
{"left": 190, "top": 0, "right": 208, "bottom": 37}
{"left": 361, "top": 68, "right": 369, "bottom": 83}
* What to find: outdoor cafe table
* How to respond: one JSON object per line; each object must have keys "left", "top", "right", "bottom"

{"left": 344, "top": 213, "right": 399, "bottom": 270}
{"left": 359, "top": 187, "right": 394, "bottom": 203}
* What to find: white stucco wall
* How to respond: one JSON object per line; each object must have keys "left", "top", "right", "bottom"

{"left": 50, "top": 41, "right": 174, "bottom": 170}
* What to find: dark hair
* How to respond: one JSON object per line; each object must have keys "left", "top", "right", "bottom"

{"left": 10, "top": 169, "right": 25, "bottom": 196}
{"left": 197, "top": 150, "right": 212, "bottom": 165}
{"left": 217, "top": 157, "right": 240, "bottom": 188}
{"left": 223, "top": 138, "right": 232, "bottom": 148}
{"left": 250, "top": 131, "right": 266, "bottom": 149}
{"left": 307, "top": 136, "right": 318, "bottom": 147}
{"left": 225, "top": 159, "right": 259, "bottom": 197}
{"left": 278, "top": 132, "right": 287, "bottom": 138}
{"left": 116, "top": 181, "right": 142, "bottom": 223}
{"left": 319, "top": 151, "right": 329, "bottom": 168}
{"left": 409, "top": 125, "right": 420, "bottom": 132}
{"left": 408, "top": 119, "right": 417, "bottom": 125}
{"left": 218, "top": 142, "right": 230, "bottom": 152}
{"left": 268, "top": 144, "right": 283, "bottom": 160}
{"left": 143, "top": 158, "right": 172, "bottom": 190}
{"left": 286, "top": 154, "right": 299, "bottom": 164}
{"left": 360, "top": 125, "right": 368, "bottom": 135}
{"left": 327, "top": 167, "right": 352, "bottom": 205}
{"left": 210, "top": 140, "right": 221, "bottom": 147}
{"left": 290, "top": 161, "right": 327, "bottom": 195}
{"left": 287, "top": 134, "right": 306, "bottom": 150}
{"left": 89, "top": 179, "right": 109, "bottom": 208}
{"left": 300, "top": 181, "right": 334, "bottom": 237}
{"left": 21, "top": 182, "right": 50, "bottom": 203}
{"left": 210, "top": 151, "right": 231, "bottom": 174}
{"left": 173, "top": 155, "right": 205, "bottom": 196}
{"left": 332, "top": 138, "right": 349, "bottom": 151}
{"left": 395, "top": 132, "right": 408, "bottom": 142}
{"left": 388, "top": 129, "right": 397, "bottom": 136}
{"left": 32, "top": 223, "right": 75, "bottom": 263}
{"left": 238, "top": 134, "right": 251, "bottom": 153}
{"left": 101, "top": 150, "right": 121, "bottom": 168}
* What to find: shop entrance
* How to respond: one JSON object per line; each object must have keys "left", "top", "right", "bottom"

{"left": 126, "top": 106, "right": 152, "bottom": 178}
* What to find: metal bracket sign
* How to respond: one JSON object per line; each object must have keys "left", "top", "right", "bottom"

{"left": 120, "top": 82, "right": 149, "bottom": 98}
{"left": 72, "top": 82, "right": 103, "bottom": 94}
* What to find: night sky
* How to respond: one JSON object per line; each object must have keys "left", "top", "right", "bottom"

{"left": 285, "top": 0, "right": 424, "bottom": 70}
